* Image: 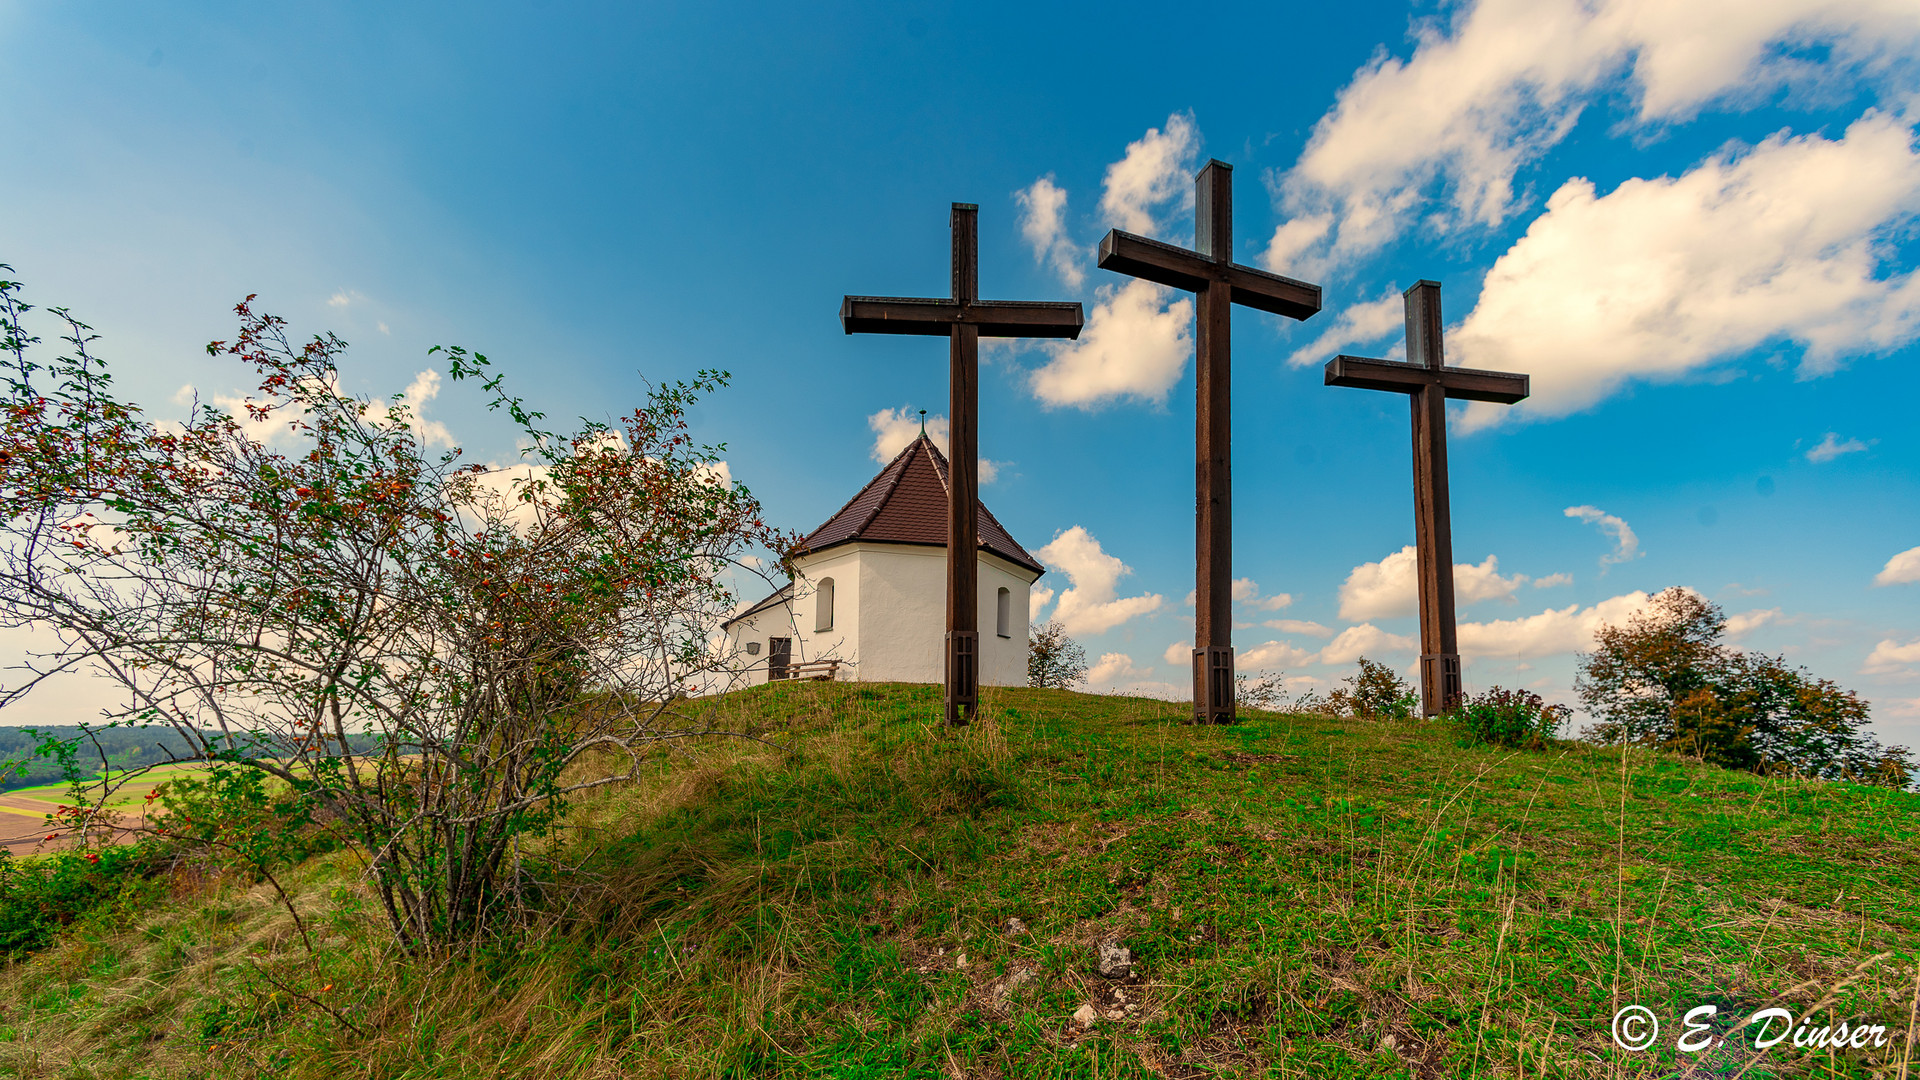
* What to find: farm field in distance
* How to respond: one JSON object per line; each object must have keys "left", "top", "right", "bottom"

{"left": 0, "top": 761, "right": 210, "bottom": 857}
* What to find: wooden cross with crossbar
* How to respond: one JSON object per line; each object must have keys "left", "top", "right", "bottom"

{"left": 1323, "top": 280, "right": 1529, "bottom": 716}
{"left": 1096, "top": 160, "right": 1322, "bottom": 723}
{"left": 842, "top": 203, "right": 1084, "bottom": 725}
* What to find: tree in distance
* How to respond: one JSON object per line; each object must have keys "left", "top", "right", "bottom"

{"left": 0, "top": 271, "right": 791, "bottom": 947}
{"left": 1027, "top": 621, "right": 1087, "bottom": 690}
{"left": 1578, "top": 587, "right": 1912, "bottom": 787}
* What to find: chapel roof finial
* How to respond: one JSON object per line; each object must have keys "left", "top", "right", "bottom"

{"left": 919, "top": 409, "right": 927, "bottom": 437}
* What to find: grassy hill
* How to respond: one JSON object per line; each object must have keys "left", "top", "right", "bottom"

{"left": 2, "top": 682, "right": 1916, "bottom": 1079}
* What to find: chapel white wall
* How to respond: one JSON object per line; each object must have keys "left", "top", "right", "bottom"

{"left": 733, "top": 543, "right": 1040, "bottom": 687}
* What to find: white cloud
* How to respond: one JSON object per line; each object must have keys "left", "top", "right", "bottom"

{"left": 1565, "top": 505, "right": 1641, "bottom": 566}
{"left": 1265, "top": 618, "right": 1333, "bottom": 637}
{"left": 1087, "top": 651, "right": 1151, "bottom": 685}
{"left": 1266, "top": 0, "right": 1920, "bottom": 271}
{"left": 867, "top": 407, "right": 1000, "bottom": 483}
{"left": 1875, "top": 545, "right": 1920, "bottom": 586}
{"left": 1316, "top": 624, "right": 1418, "bottom": 666}
{"left": 1724, "top": 607, "right": 1783, "bottom": 639}
{"left": 394, "top": 369, "right": 454, "bottom": 449}
{"left": 1015, "top": 175, "right": 1084, "bottom": 288}
{"left": 1028, "top": 279, "right": 1193, "bottom": 409}
{"left": 870, "top": 407, "right": 946, "bottom": 463}
{"left": 1457, "top": 590, "right": 1657, "bottom": 659}
{"left": 1163, "top": 640, "right": 1191, "bottom": 666}
{"left": 1086, "top": 651, "right": 1183, "bottom": 699}
{"left": 327, "top": 289, "right": 356, "bottom": 308}
{"left": 1862, "top": 637, "right": 1920, "bottom": 676}
{"left": 1284, "top": 289, "right": 1405, "bottom": 369}
{"left": 1241, "top": 640, "right": 1320, "bottom": 669}
{"left": 1030, "top": 585, "right": 1056, "bottom": 621}
{"left": 196, "top": 367, "right": 454, "bottom": 450}
{"left": 1336, "top": 545, "right": 1528, "bottom": 620}
{"left": 1454, "top": 115, "right": 1920, "bottom": 430}
{"left": 1231, "top": 577, "right": 1293, "bottom": 611}
{"left": 1034, "top": 526, "right": 1164, "bottom": 637}
{"left": 1806, "top": 431, "right": 1871, "bottom": 463}
{"left": 1099, "top": 112, "right": 1199, "bottom": 238}
{"left": 1533, "top": 572, "right": 1573, "bottom": 589}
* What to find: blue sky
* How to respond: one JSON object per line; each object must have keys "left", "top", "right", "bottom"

{"left": 3, "top": 1, "right": 1918, "bottom": 747}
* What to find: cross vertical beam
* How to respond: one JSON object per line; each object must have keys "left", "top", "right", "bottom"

{"left": 1193, "top": 162, "right": 1234, "bottom": 725}
{"left": 1323, "top": 280, "right": 1530, "bottom": 716}
{"left": 842, "top": 204, "right": 1083, "bottom": 726}
{"left": 948, "top": 205, "right": 981, "bottom": 724}
{"left": 1096, "top": 160, "right": 1323, "bottom": 723}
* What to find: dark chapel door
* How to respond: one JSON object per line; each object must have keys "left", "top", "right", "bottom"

{"left": 767, "top": 637, "right": 792, "bottom": 681}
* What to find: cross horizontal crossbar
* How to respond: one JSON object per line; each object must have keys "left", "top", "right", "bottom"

{"left": 840, "top": 297, "right": 1084, "bottom": 338}
{"left": 1324, "top": 355, "right": 1529, "bottom": 404}
{"left": 1096, "top": 231, "right": 1320, "bottom": 320}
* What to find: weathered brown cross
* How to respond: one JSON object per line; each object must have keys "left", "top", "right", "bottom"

{"left": 1323, "top": 280, "right": 1529, "bottom": 716}
{"left": 1096, "top": 160, "right": 1322, "bottom": 723}
{"left": 842, "top": 203, "right": 1084, "bottom": 726}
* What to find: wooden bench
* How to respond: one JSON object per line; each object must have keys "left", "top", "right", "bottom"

{"left": 771, "top": 659, "right": 841, "bottom": 682}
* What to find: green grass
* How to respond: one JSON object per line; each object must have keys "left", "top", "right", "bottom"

{"left": 2, "top": 682, "right": 1916, "bottom": 1079}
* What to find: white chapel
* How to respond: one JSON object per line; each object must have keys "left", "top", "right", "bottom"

{"left": 722, "top": 433, "right": 1045, "bottom": 686}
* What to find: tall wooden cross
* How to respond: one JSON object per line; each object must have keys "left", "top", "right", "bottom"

{"left": 842, "top": 203, "right": 1084, "bottom": 726}
{"left": 1323, "top": 280, "right": 1529, "bottom": 717}
{"left": 1095, "top": 160, "right": 1322, "bottom": 724}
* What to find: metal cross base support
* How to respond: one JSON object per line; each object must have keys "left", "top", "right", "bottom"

{"left": 1191, "top": 645, "right": 1236, "bottom": 725}
{"left": 946, "top": 631, "right": 979, "bottom": 726}
{"left": 1419, "top": 651, "right": 1462, "bottom": 718}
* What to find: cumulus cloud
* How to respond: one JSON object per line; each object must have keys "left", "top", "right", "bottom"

{"left": 1087, "top": 651, "right": 1151, "bottom": 685}
{"left": 1015, "top": 175, "right": 1083, "bottom": 288}
{"left": 1030, "top": 585, "right": 1056, "bottom": 621}
{"left": 1724, "top": 608, "right": 1783, "bottom": 639}
{"left": 1336, "top": 546, "right": 1528, "bottom": 620}
{"left": 1265, "top": 0, "right": 1920, "bottom": 272}
{"left": 1235, "top": 578, "right": 1293, "bottom": 611}
{"left": 1099, "top": 112, "right": 1199, "bottom": 238}
{"left": 1806, "top": 432, "right": 1871, "bottom": 463}
{"left": 1863, "top": 637, "right": 1920, "bottom": 676}
{"left": 1162, "top": 640, "right": 1191, "bottom": 666}
{"left": 393, "top": 370, "right": 454, "bottom": 449}
{"left": 867, "top": 407, "right": 1000, "bottom": 483}
{"left": 1243, "top": 640, "right": 1322, "bottom": 669}
{"left": 1533, "top": 572, "right": 1573, "bottom": 589}
{"left": 1457, "top": 590, "right": 1656, "bottom": 658}
{"left": 1086, "top": 651, "right": 1183, "bottom": 698}
{"left": 199, "top": 368, "right": 455, "bottom": 450}
{"left": 1875, "top": 545, "right": 1920, "bottom": 586}
{"left": 1565, "top": 506, "right": 1641, "bottom": 567}
{"left": 1284, "top": 290, "right": 1406, "bottom": 368}
{"left": 1034, "top": 526, "right": 1164, "bottom": 636}
{"left": 1317, "top": 624, "right": 1418, "bottom": 666}
{"left": 1265, "top": 618, "right": 1333, "bottom": 637}
{"left": 1028, "top": 279, "right": 1194, "bottom": 409}
{"left": 1453, "top": 114, "right": 1920, "bottom": 430}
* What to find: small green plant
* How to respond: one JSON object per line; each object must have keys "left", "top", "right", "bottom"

{"left": 1448, "top": 686, "right": 1569, "bottom": 749}
{"left": 0, "top": 845, "right": 163, "bottom": 961}
{"left": 1326, "top": 657, "right": 1417, "bottom": 720}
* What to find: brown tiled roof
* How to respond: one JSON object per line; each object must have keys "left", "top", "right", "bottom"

{"left": 794, "top": 435, "right": 1045, "bottom": 576}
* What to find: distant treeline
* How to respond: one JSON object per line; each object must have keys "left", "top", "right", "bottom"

{"left": 0, "top": 726, "right": 385, "bottom": 793}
